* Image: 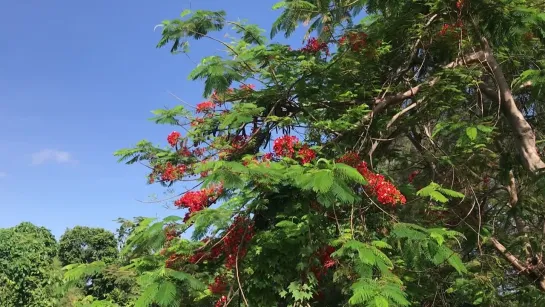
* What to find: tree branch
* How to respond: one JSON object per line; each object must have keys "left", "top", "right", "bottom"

{"left": 473, "top": 28, "right": 545, "bottom": 173}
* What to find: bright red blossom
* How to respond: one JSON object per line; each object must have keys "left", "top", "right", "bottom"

{"left": 311, "top": 245, "right": 337, "bottom": 280}
{"left": 208, "top": 276, "right": 227, "bottom": 294}
{"left": 273, "top": 135, "right": 299, "bottom": 158}
{"left": 160, "top": 162, "right": 186, "bottom": 181}
{"left": 215, "top": 296, "right": 227, "bottom": 307}
{"left": 223, "top": 216, "right": 254, "bottom": 269}
{"left": 336, "top": 152, "right": 360, "bottom": 167}
{"left": 167, "top": 131, "right": 181, "bottom": 147}
{"left": 239, "top": 84, "right": 255, "bottom": 91}
{"left": 298, "top": 145, "right": 316, "bottom": 164}
{"left": 456, "top": 0, "right": 464, "bottom": 10}
{"left": 196, "top": 101, "right": 216, "bottom": 113}
{"left": 191, "top": 118, "right": 204, "bottom": 127}
{"left": 301, "top": 37, "right": 329, "bottom": 55}
{"left": 408, "top": 170, "right": 420, "bottom": 183}
{"left": 357, "top": 162, "right": 406, "bottom": 206}
{"left": 339, "top": 32, "right": 368, "bottom": 52}
{"left": 262, "top": 152, "right": 273, "bottom": 161}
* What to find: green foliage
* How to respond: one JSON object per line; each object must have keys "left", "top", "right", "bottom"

{"left": 59, "top": 226, "right": 119, "bottom": 266}
{"left": 0, "top": 223, "right": 61, "bottom": 306}
{"left": 102, "top": 0, "right": 545, "bottom": 305}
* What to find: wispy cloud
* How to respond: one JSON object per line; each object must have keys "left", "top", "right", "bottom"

{"left": 0, "top": 172, "right": 6, "bottom": 178}
{"left": 31, "top": 149, "right": 77, "bottom": 165}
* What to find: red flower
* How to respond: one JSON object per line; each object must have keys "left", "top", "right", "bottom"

{"left": 311, "top": 245, "right": 337, "bottom": 279}
{"left": 209, "top": 276, "right": 227, "bottom": 294}
{"left": 239, "top": 84, "right": 255, "bottom": 91}
{"left": 408, "top": 170, "right": 420, "bottom": 183}
{"left": 336, "top": 152, "right": 360, "bottom": 167}
{"left": 298, "top": 145, "right": 316, "bottom": 164}
{"left": 262, "top": 152, "right": 274, "bottom": 161}
{"left": 301, "top": 37, "right": 329, "bottom": 55}
{"left": 273, "top": 135, "right": 300, "bottom": 158}
{"left": 215, "top": 296, "right": 227, "bottom": 307}
{"left": 161, "top": 162, "right": 185, "bottom": 181}
{"left": 439, "top": 24, "right": 450, "bottom": 36}
{"left": 193, "top": 147, "right": 206, "bottom": 157}
{"left": 230, "top": 135, "right": 249, "bottom": 151}
{"left": 344, "top": 32, "right": 368, "bottom": 52}
{"left": 167, "top": 131, "right": 181, "bottom": 147}
{"left": 196, "top": 101, "right": 216, "bottom": 113}
{"left": 223, "top": 216, "right": 254, "bottom": 269}
{"left": 456, "top": 0, "right": 464, "bottom": 10}
{"left": 357, "top": 162, "right": 406, "bottom": 206}
{"left": 174, "top": 190, "right": 210, "bottom": 217}
{"left": 191, "top": 118, "right": 204, "bottom": 127}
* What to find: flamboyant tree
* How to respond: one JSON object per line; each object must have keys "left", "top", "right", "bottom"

{"left": 69, "top": 0, "right": 545, "bottom": 306}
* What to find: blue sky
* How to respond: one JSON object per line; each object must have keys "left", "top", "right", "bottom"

{"left": 0, "top": 0, "right": 306, "bottom": 238}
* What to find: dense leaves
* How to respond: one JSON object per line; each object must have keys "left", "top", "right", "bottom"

{"left": 6, "top": 0, "right": 545, "bottom": 306}
{"left": 108, "top": 0, "right": 545, "bottom": 306}
{"left": 0, "top": 223, "right": 60, "bottom": 306}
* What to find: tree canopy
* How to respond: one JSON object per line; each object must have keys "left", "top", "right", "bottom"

{"left": 59, "top": 226, "right": 119, "bottom": 266}
{"left": 0, "top": 222, "right": 60, "bottom": 306}
{"left": 6, "top": 0, "right": 545, "bottom": 306}
{"left": 106, "top": 0, "right": 545, "bottom": 306}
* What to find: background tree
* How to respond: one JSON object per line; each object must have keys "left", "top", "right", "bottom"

{"left": 0, "top": 222, "right": 61, "bottom": 306}
{"left": 59, "top": 226, "right": 118, "bottom": 266}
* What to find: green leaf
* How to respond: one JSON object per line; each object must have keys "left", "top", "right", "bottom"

{"left": 429, "top": 191, "right": 448, "bottom": 203}
{"left": 476, "top": 124, "right": 493, "bottom": 133}
{"left": 180, "top": 9, "right": 192, "bottom": 17}
{"left": 135, "top": 283, "right": 159, "bottom": 307}
{"left": 272, "top": 1, "right": 286, "bottom": 10}
{"left": 438, "top": 187, "right": 465, "bottom": 199}
{"left": 374, "top": 296, "right": 389, "bottom": 307}
{"left": 430, "top": 232, "right": 445, "bottom": 246}
{"left": 312, "top": 170, "right": 334, "bottom": 193}
{"left": 466, "top": 126, "right": 477, "bottom": 141}
{"left": 155, "top": 281, "right": 178, "bottom": 306}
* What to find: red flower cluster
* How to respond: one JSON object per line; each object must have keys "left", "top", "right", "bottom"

{"left": 167, "top": 131, "right": 181, "bottom": 147}
{"left": 311, "top": 245, "right": 336, "bottom": 280}
{"left": 215, "top": 296, "right": 227, "bottom": 307}
{"left": 301, "top": 37, "right": 329, "bottom": 55}
{"left": 196, "top": 101, "right": 216, "bottom": 113}
{"left": 179, "top": 146, "right": 192, "bottom": 157}
{"left": 165, "top": 253, "right": 183, "bottom": 269}
{"left": 184, "top": 217, "right": 254, "bottom": 269}
{"left": 239, "top": 84, "right": 255, "bottom": 91}
{"left": 339, "top": 32, "right": 368, "bottom": 52}
{"left": 408, "top": 170, "right": 420, "bottom": 183}
{"left": 191, "top": 118, "right": 204, "bottom": 127}
{"left": 192, "top": 147, "right": 206, "bottom": 157}
{"left": 160, "top": 162, "right": 186, "bottom": 182}
{"left": 273, "top": 135, "right": 300, "bottom": 158}
{"left": 297, "top": 145, "right": 316, "bottom": 164}
{"left": 456, "top": 0, "right": 464, "bottom": 10}
{"left": 336, "top": 152, "right": 360, "bottom": 167}
{"left": 223, "top": 216, "right": 255, "bottom": 269}
{"left": 211, "top": 89, "right": 233, "bottom": 105}
{"left": 262, "top": 152, "right": 274, "bottom": 161}
{"left": 439, "top": 23, "right": 451, "bottom": 36}
{"left": 230, "top": 135, "right": 249, "bottom": 152}
{"left": 174, "top": 185, "right": 223, "bottom": 221}
{"left": 208, "top": 276, "right": 227, "bottom": 294}
{"left": 165, "top": 224, "right": 180, "bottom": 242}
{"left": 357, "top": 162, "right": 406, "bottom": 206}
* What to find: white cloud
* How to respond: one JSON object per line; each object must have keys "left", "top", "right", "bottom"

{"left": 31, "top": 149, "right": 77, "bottom": 165}
{"left": 0, "top": 172, "right": 6, "bottom": 178}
